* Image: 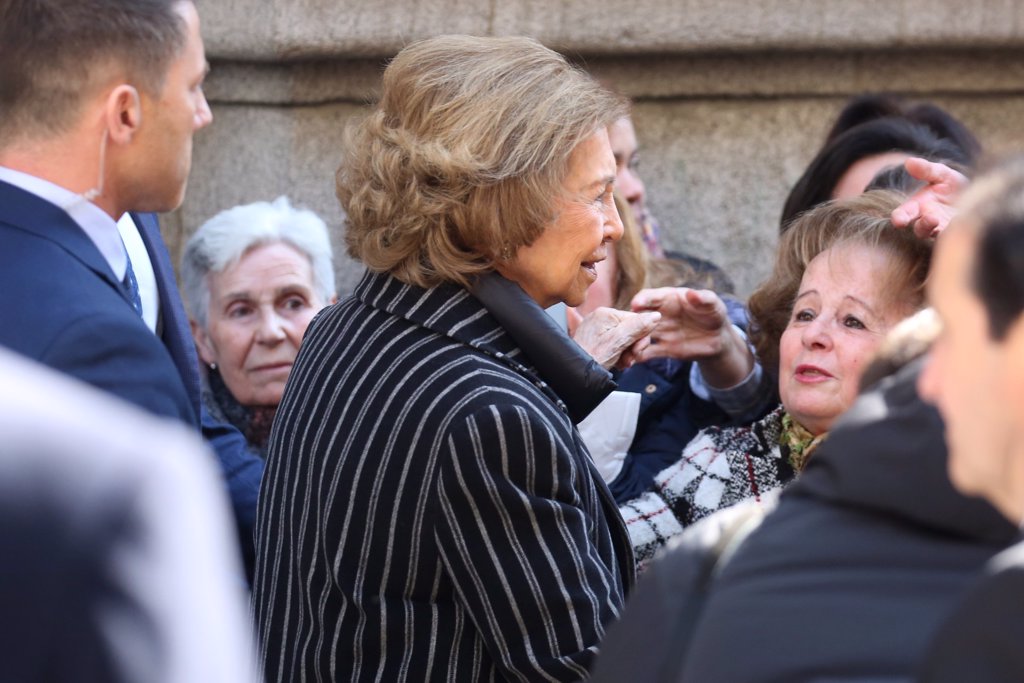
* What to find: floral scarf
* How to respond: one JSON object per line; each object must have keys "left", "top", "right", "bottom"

{"left": 780, "top": 411, "right": 828, "bottom": 472}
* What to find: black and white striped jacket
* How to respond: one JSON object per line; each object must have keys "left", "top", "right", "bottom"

{"left": 253, "top": 270, "right": 634, "bottom": 682}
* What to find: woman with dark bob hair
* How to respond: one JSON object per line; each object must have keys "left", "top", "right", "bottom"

{"left": 780, "top": 117, "right": 972, "bottom": 232}
{"left": 822, "top": 93, "right": 981, "bottom": 161}
{"left": 253, "top": 35, "right": 656, "bottom": 682}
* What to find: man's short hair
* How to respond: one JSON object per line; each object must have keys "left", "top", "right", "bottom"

{"left": 957, "top": 156, "right": 1024, "bottom": 340}
{"left": 0, "top": 0, "right": 188, "bottom": 145}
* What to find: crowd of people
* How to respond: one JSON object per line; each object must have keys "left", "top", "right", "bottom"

{"left": 3, "top": 0, "right": 1024, "bottom": 681}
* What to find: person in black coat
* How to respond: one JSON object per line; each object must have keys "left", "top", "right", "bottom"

{"left": 592, "top": 355, "right": 1017, "bottom": 682}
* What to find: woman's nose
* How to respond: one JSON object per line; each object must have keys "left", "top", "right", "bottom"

{"left": 605, "top": 199, "right": 625, "bottom": 242}
{"left": 802, "top": 317, "right": 833, "bottom": 349}
{"left": 255, "top": 312, "right": 287, "bottom": 343}
{"left": 618, "top": 168, "right": 645, "bottom": 207}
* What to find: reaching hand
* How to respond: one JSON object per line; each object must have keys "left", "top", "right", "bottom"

{"left": 569, "top": 307, "right": 661, "bottom": 371}
{"left": 629, "top": 287, "right": 731, "bottom": 361}
{"left": 630, "top": 287, "right": 754, "bottom": 388}
{"left": 891, "top": 157, "right": 969, "bottom": 239}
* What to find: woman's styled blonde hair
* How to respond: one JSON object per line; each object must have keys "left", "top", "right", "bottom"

{"left": 337, "top": 35, "right": 628, "bottom": 288}
{"left": 748, "top": 190, "right": 932, "bottom": 375}
{"left": 611, "top": 192, "right": 651, "bottom": 309}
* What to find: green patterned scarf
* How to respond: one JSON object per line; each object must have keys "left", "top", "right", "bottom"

{"left": 780, "top": 412, "right": 828, "bottom": 472}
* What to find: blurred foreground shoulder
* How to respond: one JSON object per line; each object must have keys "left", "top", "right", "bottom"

{"left": 0, "top": 347, "right": 258, "bottom": 683}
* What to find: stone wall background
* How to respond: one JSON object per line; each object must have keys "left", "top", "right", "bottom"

{"left": 165, "top": 0, "right": 1024, "bottom": 297}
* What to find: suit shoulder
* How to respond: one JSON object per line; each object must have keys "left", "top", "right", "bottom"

{"left": 2, "top": 284, "right": 194, "bottom": 424}
{"left": 0, "top": 226, "right": 117, "bottom": 313}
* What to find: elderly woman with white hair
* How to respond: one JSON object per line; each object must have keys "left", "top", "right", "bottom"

{"left": 181, "top": 196, "right": 337, "bottom": 456}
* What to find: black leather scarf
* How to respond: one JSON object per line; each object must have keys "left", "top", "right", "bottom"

{"left": 470, "top": 271, "right": 616, "bottom": 423}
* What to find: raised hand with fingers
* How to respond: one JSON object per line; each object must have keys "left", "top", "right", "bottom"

{"left": 891, "top": 157, "right": 969, "bottom": 239}
{"left": 630, "top": 287, "right": 754, "bottom": 388}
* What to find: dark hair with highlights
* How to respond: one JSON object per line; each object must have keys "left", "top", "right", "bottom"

{"left": 780, "top": 118, "right": 969, "bottom": 233}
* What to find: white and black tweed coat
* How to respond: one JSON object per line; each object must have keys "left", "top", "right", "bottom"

{"left": 253, "top": 270, "right": 634, "bottom": 682}
{"left": 619, "top": 406, "right": 795, "bottom": 569}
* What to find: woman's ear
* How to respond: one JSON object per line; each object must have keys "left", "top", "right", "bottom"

{"left": 105, "top": 84, "right": 142, "bottom": 145}
{"left": 190, "top": 318, "right": 218, "bottom": 367}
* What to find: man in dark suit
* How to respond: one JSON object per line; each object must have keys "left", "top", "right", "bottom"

{"left": 913, "top": 156, "right": 1024, "bottom": 681}
{"left": 0, "top": 0, "right": 263, "bottom": 574}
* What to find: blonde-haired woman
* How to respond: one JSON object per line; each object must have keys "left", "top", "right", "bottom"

{"left": 253, "top": 35, "right": 656, "bottom": 682}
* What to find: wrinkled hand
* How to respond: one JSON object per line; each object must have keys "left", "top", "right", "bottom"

{"left": 630, "top": 287, "right": 754, "bottom": 388}
{"left": 569, "top": 307, "right": 661, "bottom": 371}
{"left": 891, "top": 157, "right": 969, "bottom": 239}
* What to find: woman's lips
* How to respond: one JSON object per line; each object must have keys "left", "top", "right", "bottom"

{"left": 251, "top": 362, "right": 293, "bottom": 374}
{"left": 580, "top": 250, "right": 606, "bottom": 277}
{"left": 794, "top": 364, "right": 834, "bottom": 383}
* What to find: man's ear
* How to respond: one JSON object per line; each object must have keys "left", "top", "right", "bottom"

{"left": 105, "top": 84, "right": 142, "bottom": 145}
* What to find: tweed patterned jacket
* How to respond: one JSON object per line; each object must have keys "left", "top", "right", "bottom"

{"left": 619, "top": 406, "right": 794, "bottom": 569}
{"left": 253, "top": 271, "right": 634, "bottom": 682}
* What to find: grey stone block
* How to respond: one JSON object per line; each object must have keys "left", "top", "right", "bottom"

{"left": 199, "top": 0, "right": 1024, "bottom": 60}
{"left": 164, "top": 2, "right": 1024, "bottom": 300}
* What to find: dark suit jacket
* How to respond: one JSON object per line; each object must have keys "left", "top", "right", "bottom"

{"left": 253, "top": 270, "right": 634, "bottom": 682}
{"left": 0, "top": 180, "right": 264, "bottom": 577}
{"left": 0, "top": 180, "right": 195, "bottom": 424}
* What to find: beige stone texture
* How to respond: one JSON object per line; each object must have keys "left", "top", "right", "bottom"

{"left": 165, "top": 1, "right": 1024, "bottom": 297}
{"left": 200, "top": 0, "right": 1024, "bottom": 58}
